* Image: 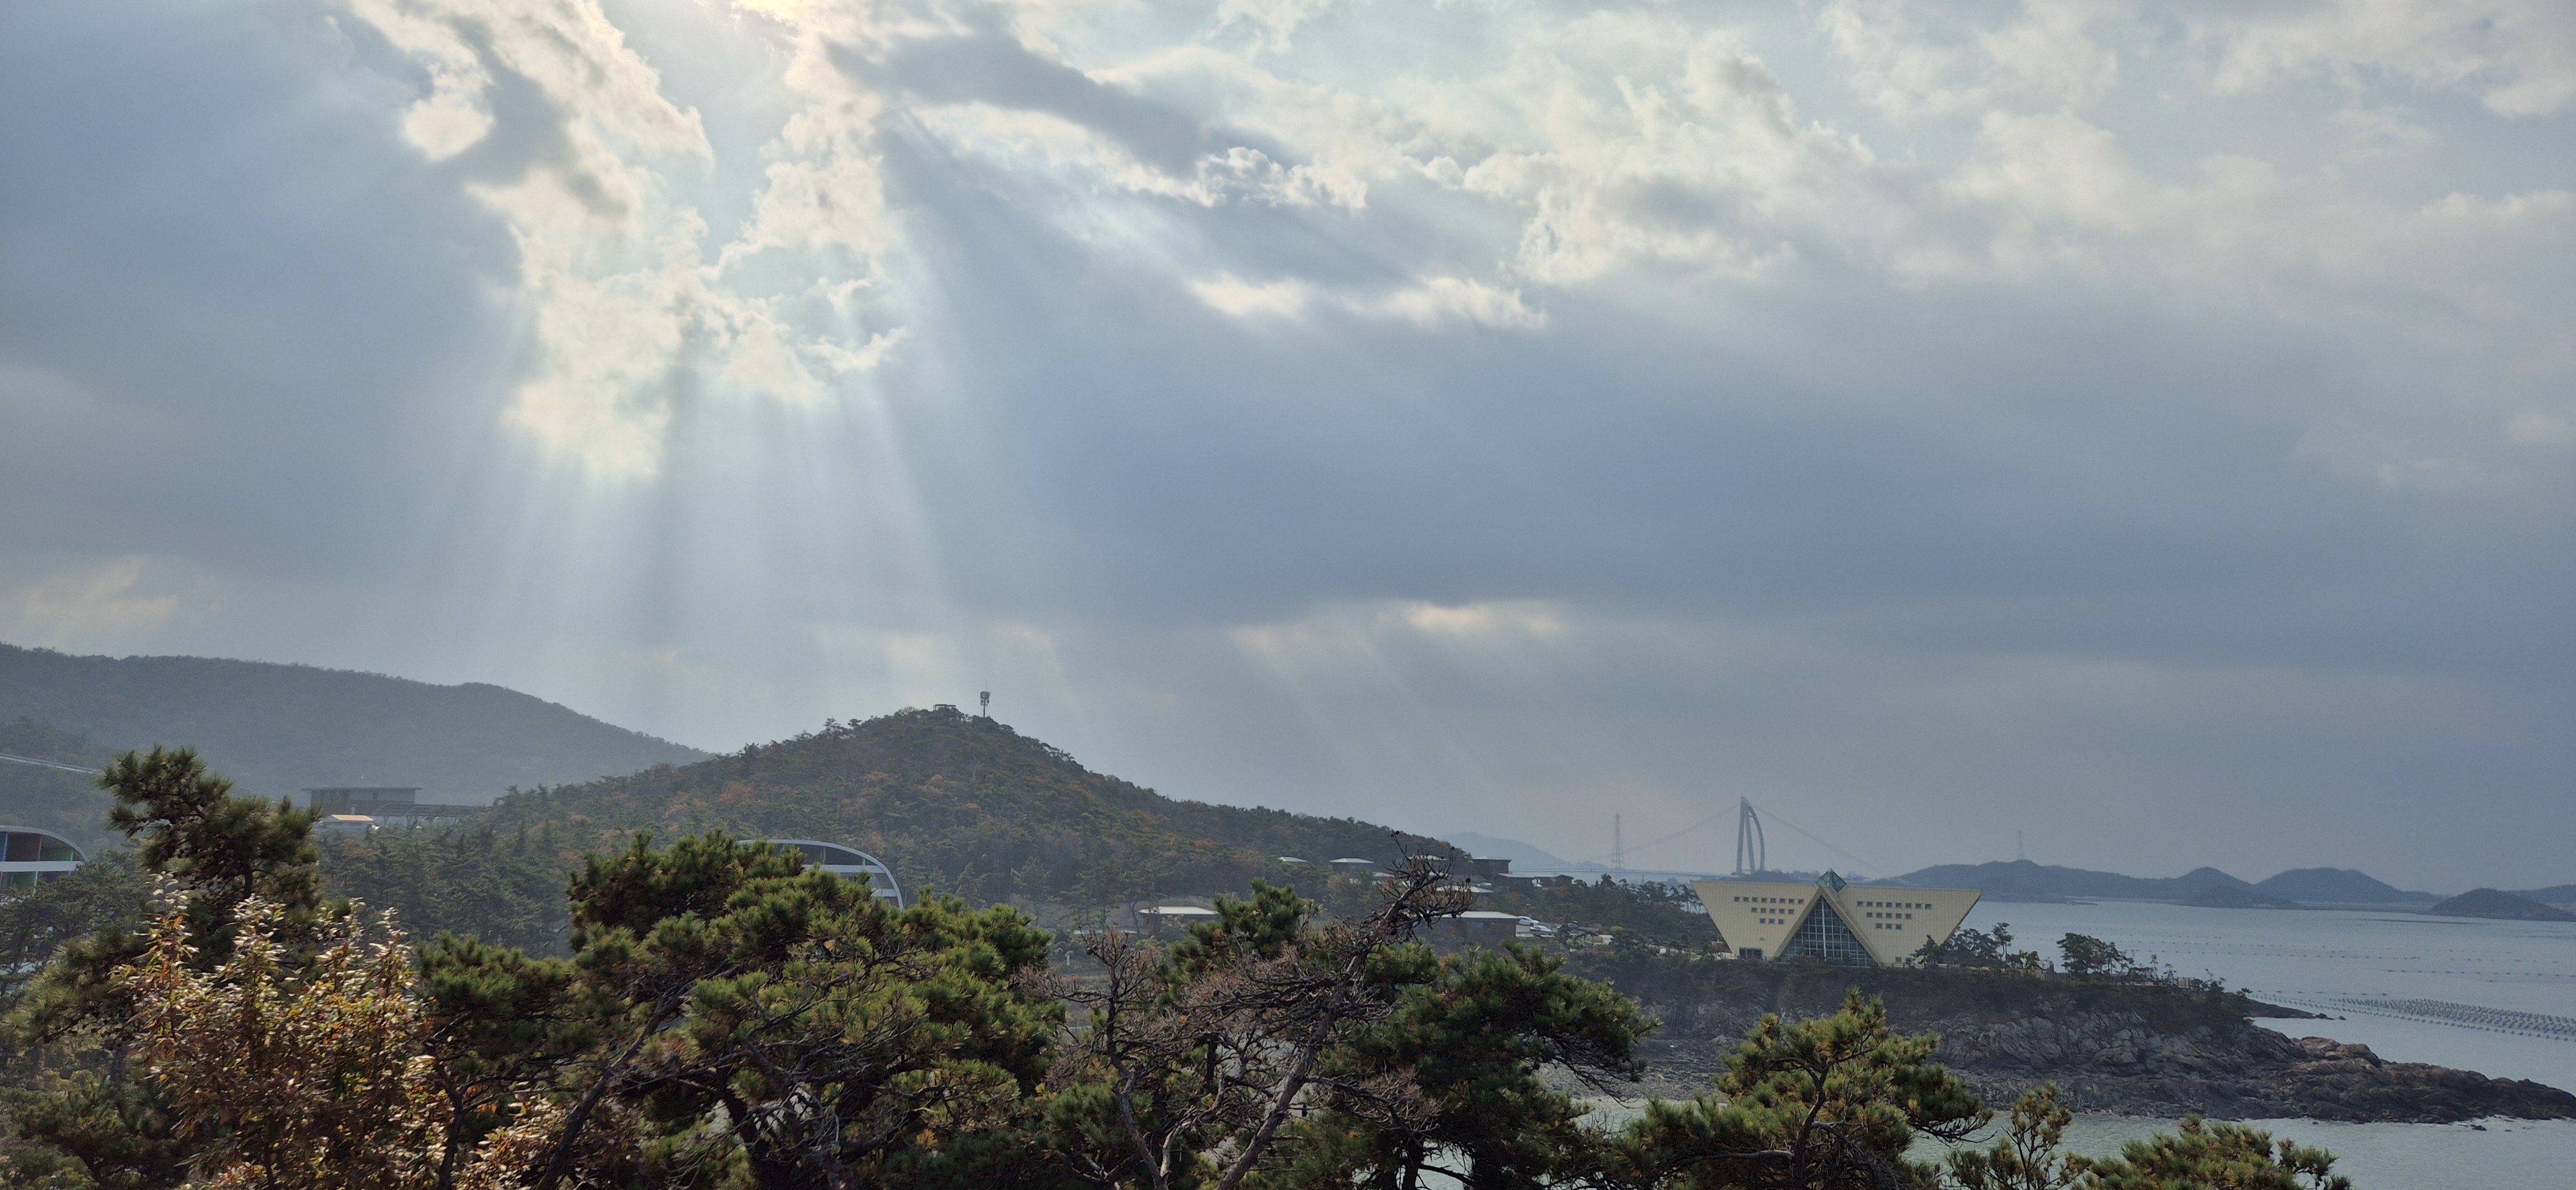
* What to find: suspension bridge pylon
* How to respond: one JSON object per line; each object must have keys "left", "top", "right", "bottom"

{"left": 1733, "top": 797, "right": 1766, "bottom": 876}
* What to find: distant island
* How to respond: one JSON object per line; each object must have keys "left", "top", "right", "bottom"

{"left": 2427, "top": 888, "right": 2576, "bottom": 922}
{"left": 1451, "top": 840, "right": 2575, "bottom": 914}
{"left": 2179, "top": 885, "right": 2306, "bottom": 910}
{"left": 1887, "top": 858, "right": 2443, "bottom": 906}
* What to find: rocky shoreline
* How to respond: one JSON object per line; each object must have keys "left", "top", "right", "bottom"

{"left": 1570, "top": 955, "right": 2576, "bottom": 1123}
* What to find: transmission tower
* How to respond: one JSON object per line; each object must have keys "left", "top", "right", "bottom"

{"left": 979, "top": 691, "right": 991, "bottom": 717}
{"left": 1733, "top": 797, "right": 1767, "bottom": 876}
{"left": 1612, "top": 814, "right": 1624, "bottom": 876}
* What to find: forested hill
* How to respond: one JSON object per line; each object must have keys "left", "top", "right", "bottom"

{"left": 0, "top": 643, "right": 705, "bottom": 804}
{"left": 1895, "top": 859, "right": 2256, "bottom": 901}
{"left": 475, "top": 706, "right": 1458, "bottom": 905}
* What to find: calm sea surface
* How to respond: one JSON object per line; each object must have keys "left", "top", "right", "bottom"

{"left": 1942, "top": 898, "right": 2576, "bottom": 1185}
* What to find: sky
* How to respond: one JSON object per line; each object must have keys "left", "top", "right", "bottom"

{"left": 3, "top": 0, "right": 2571, "bottom": 891}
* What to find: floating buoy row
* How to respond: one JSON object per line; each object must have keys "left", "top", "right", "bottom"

{"left": 2265, "top": 994, "right": 2576, "bottom": 1042}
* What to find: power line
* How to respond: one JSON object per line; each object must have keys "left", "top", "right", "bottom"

{"left": 1577, "top": 797, "right": 1891, "bottom": 878}
{"left": 0, "top": 752, "right": 93, "bottom": 775}
{"left": 1573, "top": 805, "right": 1734, "bottom": 865}
{"left": 1748, "top": 801, "right": 1889, "bottom": 876}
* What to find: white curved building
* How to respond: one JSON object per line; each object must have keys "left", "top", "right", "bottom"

{"left": 0, "top": 827, "right": 86, "bottom": 889}
{"left": 761, "top": 840, "right": 905, "bottom": 908}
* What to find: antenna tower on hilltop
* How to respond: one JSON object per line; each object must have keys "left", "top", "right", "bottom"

{"left": 1612, "top": 814, "right": 1624, "bottom": 876}
{"left": 979, "top": 691, "right": 990, "bottom": 717}
{"left": 1733, "top": 797, "right": 1767, "bottom": 876}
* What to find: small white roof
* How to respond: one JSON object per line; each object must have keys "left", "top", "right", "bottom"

{"left": 1455, "top": 911, "right": 1523, "bottom": 920}
{"left": 1329, "top": 857, "right": 1376, "bottom": 864}
{"left": 1144, "top": 905, "right": 1221, "bottom": 916}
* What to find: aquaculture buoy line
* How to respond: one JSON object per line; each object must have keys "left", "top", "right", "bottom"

{"left": 2263, "top": 994, "right": 2576, "bottom": 1042}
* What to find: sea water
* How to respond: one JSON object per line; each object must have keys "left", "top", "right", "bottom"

{"left": 1954, "top": 900, "right": 2576, "bottom": 1090}
{"left": 1943, "top": 898, "right": 2576, "bottom": 1184}
{"left": 1575, "top": 1106, "right": 2575, "bottom": 1189}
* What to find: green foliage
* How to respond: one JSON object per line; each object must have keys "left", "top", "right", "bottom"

{"left": 0, "top": 855, "right": 150, "bottom": 1002}
{"left": 1045, "top": 860, "right": 1485, "bottom": 1190}
{"left": 1611, "top": 990, "right": 1988, "bottom": 1189}
{"left": 2074, "top": 1117, "right": 2351, "bottom": 1190}
{"left": 0, "top": 1073, "right": 188, "bottom": 1190}
{"left": 2054, "top": 934, "right": 2165, "bottom": 982}
{"left": 0, "top": 746, "right": 2363, "bottom": 1190}
{"left": 1949, "top": 1087, "right": 2353, "bottom": 1190}
{"left": 1160, "top": 881, "right": 1312, "bottom": 983}
{"left": 414, "top": 935, "right": 591, "bottom": 1180}
{"left": 1912, "top": 923, "right": 2044, "bottom": 970}
{"left": 17, "top": 748, "right": 332, "bottom": 1046}
{"left": 322, "top": 826, "right": 575, "bottom": 955}
{"left": 1270, "top": 942, "right": 1654, "bottom": 1189}
{"left": 0, "top": 748, "right": 344, "bottom": 1189}
{"left": 534, "top": 831, "right": 1068, "bottom": 1188}
{"left": 1948, "top": 1084, "right": 2079, "bottom": 1190}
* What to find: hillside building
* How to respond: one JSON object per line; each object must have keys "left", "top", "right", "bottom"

{"left": 1693, "top": 871, "right": 1980, "bottom": 967}
{"left": 1138, "top": 905, "right": 1222, "bottom": 934}
{"left": 0, "top": 827, "right": 84, "bottom": 888}
{"left": 314, "top": 814, "right": 381, "bottom": 837}
{"left": 1425, "top": 910, "right": 1524, "bottom": 947}
{"left": 303, "top": 788, "right": 480, "bottom": 829}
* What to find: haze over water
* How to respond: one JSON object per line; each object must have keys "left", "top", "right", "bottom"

{"left": 1957, "top": 900, "right": 2576, "bottom": 1091}
{"left": 1943, "top": 898, "right": 2576, "bottom": 1184}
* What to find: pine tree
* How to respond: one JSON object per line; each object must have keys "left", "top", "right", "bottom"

{"left": 6, "top": 747, "right": 337, "bottom": 1187}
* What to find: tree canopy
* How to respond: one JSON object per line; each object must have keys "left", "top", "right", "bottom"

{"left": 0, "top": 748, "right": 2360, "bottom": 1190}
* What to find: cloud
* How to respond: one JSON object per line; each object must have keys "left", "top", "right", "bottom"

{"left": 1189, "top": 274, "right": 1542, "bottom": 330}
{"left": 2506, "top": 411, "right": 2575, "bottom": 448}
{"left": 2192, "top": 0, "right": 2576, "bottom": 116}
{"left": 330, "top": 0, "right": 2575, "bottom": 485}
{"left": 0, "top": 556, "right": 225, "bottom": 649}
{"left": 6, "top": 0, "right": 2575, "bottom": 888}
{"left": 344, "top": 0, "right": 900, "bottom": 477}
{"left": 1819, "top": 0, "right": 2122, "bottom": 118}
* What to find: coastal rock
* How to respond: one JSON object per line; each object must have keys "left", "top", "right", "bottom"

{"left": 1932, "top": 1014, "right": 2576, "bottom": 1122}
{"left": 1578, "top": 957, "right": 2576, "bottom": 1123}
{"left": 2275, "top": 1037, "right": 2576, "bottom": 1123}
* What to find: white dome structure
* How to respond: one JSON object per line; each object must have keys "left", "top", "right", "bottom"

{"left": 0, "top": 827, "right": 86, "bottom": 889}
{"left": 760, "top": 840, "right": 905, "bottom": 909}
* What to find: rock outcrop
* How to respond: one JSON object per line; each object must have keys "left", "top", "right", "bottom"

{"left": 1927, "top": 1011, "right": 2576, "bottom": 1122}
{"left": 1576, "top": 954, "right": 2576, "bottom": 1122}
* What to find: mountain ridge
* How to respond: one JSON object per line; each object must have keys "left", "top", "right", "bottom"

{"left": 2253, "top": 867, "right": 2437, "bottom": 904}
{"left": 0, "top": 643, "right": 706, "bottom": 804}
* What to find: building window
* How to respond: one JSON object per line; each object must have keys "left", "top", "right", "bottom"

{"left": 1779, "top": 901, "right": 1875, "bottom": 967}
